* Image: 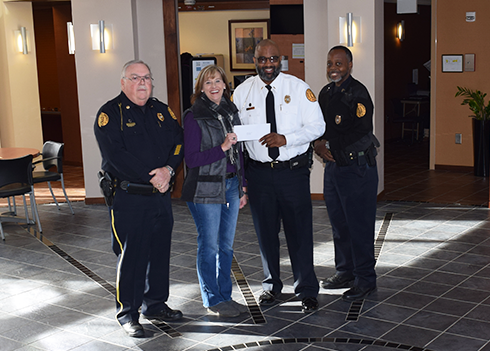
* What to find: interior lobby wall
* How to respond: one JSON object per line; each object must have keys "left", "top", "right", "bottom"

{"left": 0, "top": 0, "right": 43, "bottom": 149}
{"left": 433, "top": 0, "right": 490, "bottom": 168}
{"left": 71, "top": 0, "right": 137, "bottom": 199}
{"left": 178, "top": 9, "right": 269, "bottom": 86}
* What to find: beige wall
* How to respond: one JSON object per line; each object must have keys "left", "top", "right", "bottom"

{"left": 0, "top": 0, "right": 43, "bottom": 149}
{"left": 432, "top": 0, "right": 490, "bottom": 168}
{"left": 179, "top": 9, "right": 269, "bottom": 85}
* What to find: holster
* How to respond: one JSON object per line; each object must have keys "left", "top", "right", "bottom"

{"left": 365, "top": 143, "right": 377, "bottom": 166}
{"left": 288, "top": 146, "right": 313, "bottom": 170}
{"left": 330, "top": 149, "right": 350, "bottom": 166}
{"left": 97, "top": 171, "right": 114, "bottom": 207}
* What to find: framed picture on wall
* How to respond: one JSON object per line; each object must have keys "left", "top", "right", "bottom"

{"left": 229, "top": 19, "right": 269, "bottom": 71}
{"left": 442, "top": 54, "right": 463, "bottom": 73}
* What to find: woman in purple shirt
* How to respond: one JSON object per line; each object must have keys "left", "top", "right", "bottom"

{"left": 181, "top": 65, "right": 248, "bottom": 318}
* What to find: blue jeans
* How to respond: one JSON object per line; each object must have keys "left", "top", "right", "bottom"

{"left": 187, "top": 176, "right": 240, "bottom": 308}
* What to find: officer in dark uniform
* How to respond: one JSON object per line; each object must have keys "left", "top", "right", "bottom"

{"left": 314, "top": 46, "right": 379, "bottom": 302}
{"left": 94, "top": 60, "right": 184, "bottom": 337}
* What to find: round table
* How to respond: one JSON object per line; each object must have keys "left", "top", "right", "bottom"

{"left": 0, "top": 147, "right": 40, "bottom": 159}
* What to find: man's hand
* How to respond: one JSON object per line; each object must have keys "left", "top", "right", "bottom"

{"left": 149, "top": 166, "right": 172, "bottom": 193}
{"left": 239, "top": 187, "right": 248, "bottom": 209}
{"left": 314, "top": 139, "right": 335, "bottom": 162}
{"left": 259, "top": 133, "right": 286, "bottom": 148}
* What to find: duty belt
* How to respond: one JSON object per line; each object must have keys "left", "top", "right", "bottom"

{"left": 250, "top": 150, "right": 311, "bottom": 170}
{"left": 118, "top": 180, "right": 159, "bottom": 194}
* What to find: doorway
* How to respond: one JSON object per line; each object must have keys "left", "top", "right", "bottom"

{"left": 32, "top": 1, "right": 82, "bottom": 167}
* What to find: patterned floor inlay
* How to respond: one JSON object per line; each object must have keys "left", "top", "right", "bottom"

{"left": 26, "top": 225, "right": 182, "bottom": 338}
{"left": 206, "top": 337, "right": 434, "bottom": 351}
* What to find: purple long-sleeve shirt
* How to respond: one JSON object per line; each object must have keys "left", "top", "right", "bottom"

{"left": 184, "top": 111, "right": 246, "bottom": 183}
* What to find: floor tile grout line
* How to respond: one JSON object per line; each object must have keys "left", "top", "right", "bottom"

{"left": 358, "top": 208, "right": 445, "bottom": 348}
{"left": 421, "top": 258, "right": 490, "bottom": 349}
{"left": 24, "top": 225, "right": 182, "bottom": 339}
{"left": 369, "top": 209, "right": 490, "bottom": 349}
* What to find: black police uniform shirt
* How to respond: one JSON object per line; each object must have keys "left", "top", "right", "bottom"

{"left": 318, "top": 76, "right": 374, "bottom": 152}
{"left": 94, "top": 92, "right": 184, "bottom": 184}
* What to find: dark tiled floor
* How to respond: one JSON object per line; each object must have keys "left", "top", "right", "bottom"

{"left": 381, "top": 139, "right": 489, "bottom": 206}
{"left": 1, "top": 141, "right": 490, "bottom": 350}
{"left": 2, "top": 199, "right": 490, "bottom": 351}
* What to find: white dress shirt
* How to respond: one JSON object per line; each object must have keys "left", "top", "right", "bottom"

{"left": 233, "top": 73, "right": 325, "bottom": 162}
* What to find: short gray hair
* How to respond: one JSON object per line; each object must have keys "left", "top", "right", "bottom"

{"left": 121, "top": 60, "right": 152, "bottom": 79}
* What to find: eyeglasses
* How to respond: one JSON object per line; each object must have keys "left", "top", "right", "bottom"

{"left": 123, "top": 75, "right": 153, "bottom": 83}
{"left": 255, "top": 56, "right": 280, "bottom": 64}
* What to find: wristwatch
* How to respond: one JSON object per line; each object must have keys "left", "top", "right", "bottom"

{"left": 165, "top": 165, "right": 175, "bottom": 177}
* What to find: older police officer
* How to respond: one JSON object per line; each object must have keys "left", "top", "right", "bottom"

{"left": 94, "top": 60, "right": 184, "bottom": 337}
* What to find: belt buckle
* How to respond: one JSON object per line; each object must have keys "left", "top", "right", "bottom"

{"left": 270, "top": 160, "right": 279, "bottom": 168}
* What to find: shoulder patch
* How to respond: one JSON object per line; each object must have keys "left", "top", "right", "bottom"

{"left": 98, "top": 112, "right": 109, "bottom": 127}
{"left": 306, "top": 89, "right": 317, "bottom": 102}
{"left": 168, "top": 107, "right": 177, "bottom": 120}
{"left": 230, "top": 94, "right": 233, "bottom": 102}
{"left": 356, "top": 103, "right": 366, "bottom": 118}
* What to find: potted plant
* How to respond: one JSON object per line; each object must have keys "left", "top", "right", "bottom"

{"left": 455, "top": 86, "right": 490, "bottom": 177}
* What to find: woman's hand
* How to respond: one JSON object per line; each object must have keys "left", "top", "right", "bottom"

{"left": 221, "top": 133, "right": 238, "bottom": 152}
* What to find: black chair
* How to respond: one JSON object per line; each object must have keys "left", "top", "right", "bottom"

{"left": 390, "top": 98, "right": 424, "bottom": 142}
{"left": 0, "top": 155, "right": 43, "bottom": 240}
{"left": 32, "top": 141, "right": 74, "bottom": 215}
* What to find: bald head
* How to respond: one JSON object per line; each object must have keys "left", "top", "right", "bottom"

{"left": 254, "top": 39, "right": 280, "bottom": 57}
{"left": 254, "top": 39, "right": 282, "bottom": 83}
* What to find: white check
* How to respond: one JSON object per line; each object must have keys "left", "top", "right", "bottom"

{"left": 234, "top": 124, "right": 270, "bottom": 141}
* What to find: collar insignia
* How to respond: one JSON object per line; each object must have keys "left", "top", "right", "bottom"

{"left": 168, "top": 107, "right": 177, "bottom": 120}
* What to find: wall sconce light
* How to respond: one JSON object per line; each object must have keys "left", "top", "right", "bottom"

{"left": 396, "top": 20, "right": 405, "bottom": 41}
{"left": 67, "top": 22, "right": 75, "bottom": 54}
{"left": 15, "top": 26, "right": 28, "bottom": 54}
{"left": 90, "top": 20, "right": 113, "bottom": 53}
{"left": 339, "top": 13, "right": 361, "bottom": 47}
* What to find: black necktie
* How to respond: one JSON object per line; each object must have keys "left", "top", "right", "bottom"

{"left": 266, "top": 85, "right": 279, "bottom": 160}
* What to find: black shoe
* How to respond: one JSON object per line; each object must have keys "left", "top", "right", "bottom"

{"left": 342, "top": 286, "right": 377, "bottom": 302}
{"left": 142, "top": 304, "right": 183, "bottom": 321}
{"left": 259, "top": 290, "right": 279, "bottom": 305}
{"left": 301, "top": 296, "right": 318, "bottom": 313}
{"left": 121, "top": 320, "right": 144, "bottom": 338}
{"left": 320, "top": 274, "right": 355, "bottom": 289}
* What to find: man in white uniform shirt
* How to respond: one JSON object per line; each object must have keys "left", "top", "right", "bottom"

{"left": 233, "top": 39, "right": 325, "bottom": 313}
